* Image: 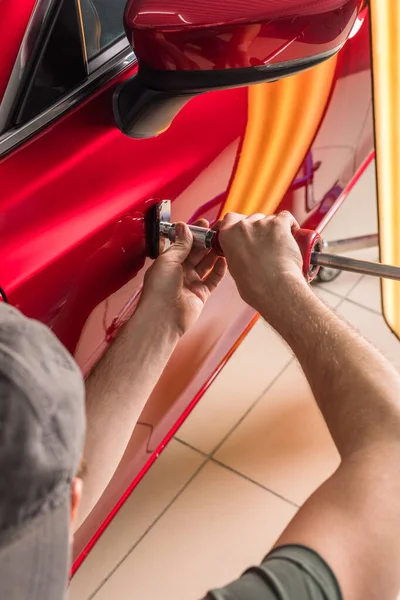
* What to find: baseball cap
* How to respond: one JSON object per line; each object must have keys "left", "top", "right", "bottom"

{"left": 0, "top": 303, "right": 86, "bottom": 599}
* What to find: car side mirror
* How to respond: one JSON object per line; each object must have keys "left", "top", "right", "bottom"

{"left": 114, "top": 0, "right": 361, "bottom": 139}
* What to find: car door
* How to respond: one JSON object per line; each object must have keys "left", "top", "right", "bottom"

{"left": 0, "top": 0, "right": 373, "bottom": 571}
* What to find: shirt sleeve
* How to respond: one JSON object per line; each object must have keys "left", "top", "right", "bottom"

{"left": 202, "top": 545, "right": 343, "bottom": 600}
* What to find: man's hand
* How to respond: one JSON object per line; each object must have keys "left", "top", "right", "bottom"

{"left": 140, "top": 219, "right": 227, "bottom": 335}
{"left": 218, "top": 211, "right": 307, "bottom": 320}
{"left": 80, "top": 218, "right": 226, "bottom": 526}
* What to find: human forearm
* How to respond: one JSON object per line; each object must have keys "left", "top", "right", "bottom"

{"left": 77, "top": 299, "right": 181, "bottom": 527}
{"left": 263, "top": 277, "right": 400, "bottom": 458}
{"left": 75, "top": 220, "right": 226, "bottom": 528}
{"left": 219, "top": 211, "right": 400, "bottom": 598}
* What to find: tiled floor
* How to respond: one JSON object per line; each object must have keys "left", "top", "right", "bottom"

{"left": 71, "top": 162, "right": 400, "bottom": 599}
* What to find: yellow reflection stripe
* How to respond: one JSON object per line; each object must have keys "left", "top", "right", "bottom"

{"left": 223, "top": 56, "right": 337, "bottom": 217}
{"left": 370, "top": 0, "right": 400, "bottom": 337}
{"left": 76, "top": 0, "right": 88, "bottom": 64}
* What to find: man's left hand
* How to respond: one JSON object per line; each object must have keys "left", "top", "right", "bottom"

{"left": 140, "top": 219, "right": 227, "bottom": 336}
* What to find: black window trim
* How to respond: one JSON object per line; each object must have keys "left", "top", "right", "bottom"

{"left": 88, "top": 37, "right": 129, "bottom": 74}
{"left": 0, "top": 0, "right": 135, "bottom": 159}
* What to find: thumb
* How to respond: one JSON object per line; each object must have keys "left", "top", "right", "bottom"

{"left": 165, "top": 222, "right": 193, "bottom": 264}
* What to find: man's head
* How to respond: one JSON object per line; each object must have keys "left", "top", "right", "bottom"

{"left": 0, "top": 303, "right": 86, "bottom": 599}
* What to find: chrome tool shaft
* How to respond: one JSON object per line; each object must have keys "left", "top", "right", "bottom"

{"left": 311, "top": 252, "right": 400, "bottom": 281}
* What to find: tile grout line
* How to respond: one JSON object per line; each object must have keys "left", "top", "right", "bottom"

{"left": 316, "top": 283, "right": 382, "bottom": 316}
{"left": 174, "top": 438, "right": 300, "bottom": 508}
{"left": 343, "top": 274, "right": 370, "bottom": 299}
{"left": 88, "top": 457, "right": 210, "bottom": 600}
{"left": 174, "top": 436, "right": 210, "bottom": 457}
{"left": 336, "top": 295, "right": 382, "bottom": 315}
{"left": 181, "top": 286, "right": 356, "bottom": 508}
{"left": 211, "top": 457, "right": 299, "bottom": 508}
{"left": 314, "top": 283, "right": 360, "bottom": 302}
{"left": 208, "top": 356, "right": 295, "bottom": 459}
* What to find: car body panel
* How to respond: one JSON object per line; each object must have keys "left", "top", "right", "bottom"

{"left": 0, "top": 2, "right": 373, "bottom": 571}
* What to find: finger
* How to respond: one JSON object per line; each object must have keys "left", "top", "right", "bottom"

{"left": 191, "top": 218, "right": 209, "bottom": 228}
{"left": 245, "top": 213, "right": 266, "bottom": 223}
{"left": 186, "top": 219, "right": 211, "bottom": 267}
{"left": 220, "top": 212, "right": 245, "bottom": 230}
{"left": 163, "top": 222, "right": 193, "bottom": 264}
{"left": 195, "top": 249, "right": 219, "bottom": 279}
{"left": 275, "top": 210, "right": 300, "bottom": 233}
{"left": 211, "top": 219, "right": 222, "bottom": 231}
{"left": 203, "top": 257, "right": 227, "bottom": 292}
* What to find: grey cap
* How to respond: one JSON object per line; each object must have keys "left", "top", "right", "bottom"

{"left": 0, "top": 303, "right": 86, "bottom": 599}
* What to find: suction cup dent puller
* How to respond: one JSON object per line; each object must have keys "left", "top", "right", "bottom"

{"left": 146, "top": 200, "right": 223, "bottom": 258}
{"left": 160, "top": 222, "right": 220, "bottom": 252}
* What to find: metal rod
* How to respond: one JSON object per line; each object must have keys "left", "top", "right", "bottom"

{"left": 311, "top": 252, "right": 400, "bottom": 281}
{"left": 323, "top": 233, "right": 378, "bottom": 254}
{"left": 160, "top": 221, "right": 215, "bottom": 249}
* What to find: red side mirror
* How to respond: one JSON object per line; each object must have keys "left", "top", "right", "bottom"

{"left": 114, "top": 0, "right": 361, "bottom": 138}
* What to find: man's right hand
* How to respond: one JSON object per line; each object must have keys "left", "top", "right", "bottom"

{"left": 218, "top": 211, "right": 308, "bottom": 320}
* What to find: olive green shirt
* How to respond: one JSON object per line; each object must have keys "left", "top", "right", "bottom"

{"left": 204, "top": 546, "right": 342, "bottom": 600}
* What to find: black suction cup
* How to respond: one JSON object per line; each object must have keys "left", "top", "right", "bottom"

{"left": 145, "top": 200, "right": 171, "bottom": 258}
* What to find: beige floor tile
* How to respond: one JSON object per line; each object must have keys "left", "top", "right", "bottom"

{"left": 317, "top": 269, "right": 362, "bottom": 297}
{"left": 70, "top": 440, "right": 205, "bottom": 600}
{"left": 177, "top": 319, "right": 293, "bottom": 455}
{"left": 344, "top": 245, "right": 379, "bottom": 262}
{"left": 93, "top": 461, "right": 297, "bottom": 600}
{"left": 347, "top": 275, "right": 382, "bottom": 313}
{"left": 214, "top": 362, "right": 340, "bottom": 506}
{"left": 337, "top": 300, "right": 400, "bottom": 370}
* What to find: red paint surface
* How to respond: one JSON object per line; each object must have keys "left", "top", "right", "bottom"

{"left": 293, "top": 229, "right": 322, "bottom": 281}
{"left": 129, "top": 0, "right": 359, "bottom": 71}
{"left": 129, "top": 0, "right": 356, "bottom": 28}
{"left": 0, "top": 4, "right": 373, "bottom": 574}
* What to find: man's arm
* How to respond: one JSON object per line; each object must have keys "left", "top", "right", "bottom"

{"left": 219, "top": 212, "right": 400, "bottom": 600}
{"left": 77, "top": 221, "right": 226, "bottom": 527}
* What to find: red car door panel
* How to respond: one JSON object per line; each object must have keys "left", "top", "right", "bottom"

{"left": 1, "top": 81, "right": 247, "bottom": 349}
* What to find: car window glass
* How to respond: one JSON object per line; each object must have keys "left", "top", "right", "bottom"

{"left": 6, "top": 0, "right": 87, "bottom": 128}
{"left": 80, "top": 0, "right": 127, "bottom": 60}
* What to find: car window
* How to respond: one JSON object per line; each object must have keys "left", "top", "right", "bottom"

{"left": 0, "top": 0, "right": 133, "bottom": 150}
{"left": 80, "top": 0, "right": 127, "bottom": 61}
{"left": 0, "top": 0, "right": 87, "bottom": 130}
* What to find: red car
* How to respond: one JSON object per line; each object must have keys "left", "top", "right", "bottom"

{"left": 0, "top": 0, "right": 372, "bottom": 572}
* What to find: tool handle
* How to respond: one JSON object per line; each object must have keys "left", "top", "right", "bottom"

{"left": 210, "top": 229, "right": 224, "bottom": 256}
{"left": 293, "top": 229, "right": 322, "bottom": 282}
{"left": 195, "top": 225, "right": 322, "bottom": 282}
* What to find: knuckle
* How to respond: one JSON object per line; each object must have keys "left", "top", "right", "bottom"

{"left": 222, "top": 212, "right": 239, "bottom": 225}
{"left": 238, "top": 219, "right": 248, "bottom": 232}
